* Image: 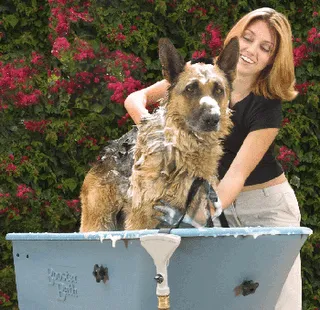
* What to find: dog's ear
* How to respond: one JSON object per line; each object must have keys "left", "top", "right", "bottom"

{"left": 158, "top": 38, "right": 185, "bottom": 83}
{"left": 216, "top": 37, "right": 239, "bottom": 82}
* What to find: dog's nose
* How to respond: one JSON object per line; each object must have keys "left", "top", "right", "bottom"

{"left": 202, "top": 112, "right": 220, "bottom": 129}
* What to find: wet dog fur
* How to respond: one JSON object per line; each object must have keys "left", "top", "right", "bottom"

{"left": 80, "top": 38, "right": 239, "bottom": 231}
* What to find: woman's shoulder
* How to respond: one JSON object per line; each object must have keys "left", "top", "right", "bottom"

{"left": 244, "top": 93, "right": 282, "bottom": 114}
{"left": 250, "top": 93, "right": 281, "bottom": 106}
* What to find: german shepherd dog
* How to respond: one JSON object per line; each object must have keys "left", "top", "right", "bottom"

{"left": 80, "top": 37, "right": 239, "bottom": 232}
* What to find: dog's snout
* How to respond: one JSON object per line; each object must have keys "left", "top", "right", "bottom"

{"left": 201, "top": 112, "right": 220, "bottom": 131}
{"left": 200, "top": 96, "right": 219, "bottom": 110}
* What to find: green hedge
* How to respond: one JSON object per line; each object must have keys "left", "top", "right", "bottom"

{"left": 0, "top": 0, "right": 319, "bottom": 308}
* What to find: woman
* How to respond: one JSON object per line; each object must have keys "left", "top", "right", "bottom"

{"left": 124, "top": 8, "right": 301, "bottom": 310}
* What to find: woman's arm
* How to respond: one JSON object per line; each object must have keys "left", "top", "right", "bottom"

{"left": 124, "top": 79, "right": 170, "bottom": 124}
{"left": 217, "top": 128, "right": 279, "bottom": 210}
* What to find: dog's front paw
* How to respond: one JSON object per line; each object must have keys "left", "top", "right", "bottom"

{"left": 153, "top": 201, "right": 202, "bottom": 228}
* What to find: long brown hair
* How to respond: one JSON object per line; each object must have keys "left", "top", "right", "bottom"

{"left": 225, "top": 7, "right": 298, "bottom": 101}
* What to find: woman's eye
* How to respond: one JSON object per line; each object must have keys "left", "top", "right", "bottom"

{"left": 243, "top": 36, "right": 252, "bottom": 42}
{"left": 261, "top": 45, "right": 271, "bottom": 53}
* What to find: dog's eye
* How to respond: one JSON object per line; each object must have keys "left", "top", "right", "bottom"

{"left": 185, "top": 82, "right": 199, "bottom": 93}
{"left": 213, "top": 85, "right": 224, "bottom": 95}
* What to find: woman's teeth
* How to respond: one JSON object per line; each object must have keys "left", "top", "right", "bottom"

{"left": 241, "top": 55, "right": 254, "bottom": 64}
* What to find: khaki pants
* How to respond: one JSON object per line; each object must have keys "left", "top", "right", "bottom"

{"left": 220, "top": 181, "right": 302, "bottom": 310}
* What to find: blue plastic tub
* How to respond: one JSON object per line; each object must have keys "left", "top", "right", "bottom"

{"left": 6, "top": 227, "right": 312, "bottom": 310}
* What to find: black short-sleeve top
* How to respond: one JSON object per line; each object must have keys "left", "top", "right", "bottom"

{"left": 218, "top": 92, "right": 283, "bottom": 186}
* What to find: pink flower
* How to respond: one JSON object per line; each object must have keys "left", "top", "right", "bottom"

{"left": 51, "top": 37, "right": 71, "bottom": 58}
{"left": 117, "top": 113, "right": 130, "bottom": 127}
{"left": 108, "top": 77, "right": 143, "bottom": 104}
{"left": 73, "top": 47, "right": 96, "bottom": 61}
{"left": 14, "top": 90, "right": 42, "bottom": 108}
{"left": 23, "top": 120, "right": 51, "bottom": 133}
{"left": 115, "top": 33, "right": 126, "bottom": 42}
{"left": 77, "top": 136, "right": 98, "bottom": 148}
{"left": 66, "top": 199, "right": 80, "bottom": 212}
{"left": 307, "top": 27, "right": 320, "bottom": 45}
{"left": 295, "top": 82, "right": 314, "bottom": 94}
{"left": 130, "top": 25, "right": 138, "bottom": 32}
{"left": 202, "top": 23, "right": 222, "bottom": 56}
{"left": 293, "top": 44, "right": 308, "bottom": 66}
{"left": 16, "top": 184, "right": 35, "bottom": 199}
{"left": 281, "top": 118, "right": 290, "bottom": 127}
{"left": 277, "top": 146, "right": 299, "bottom": 171}
{"left": 188, "top": 7, "right": 207, "bottom": 17}
{"left": 192, "top": 50, "right": 207, "bottom": 59}
{"left": 20, "top": 156, "right": 29, "bottom": 164}
{"left": 55, "top": 14, "right": 69, "bottom": 36}
{"left": 31, "top": 52, "right": 44, "bottom": 66}
{"left": 6, "top": 163, "right": 17, "bottom": 173}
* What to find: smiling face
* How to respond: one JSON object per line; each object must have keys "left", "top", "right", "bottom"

{"left": 237, "top": 19, "right": 276, "bottom": 78}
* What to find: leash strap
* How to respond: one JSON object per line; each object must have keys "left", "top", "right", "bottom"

{"left": 204, "top": 180, "right": 229, "bottom": 227}
{"left": 167, "top": 177, "right": 229, "bottom": 229}
{"left": 174, "top": 177, "right": 204, "bottom": 228}
{"left": 219, "top": 212, "right": 229, "bottom": 228}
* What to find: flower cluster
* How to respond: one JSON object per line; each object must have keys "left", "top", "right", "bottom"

{"left": 31, "top": 51, "right": 44, "bottom": 66}
{"left": 188, "top": 7, "right": 207, "bottom": 18}
{"left": 1, "top": 155, "right": 17, "bottom": 176}
{"left": 0, "top": 184, "right": 35, "bottom": 218}
{"left": 65, "top": 199, "right": 80, "bottom": 212}
{"left": 15, "top": 90, "right": 43, "bottom": 108}
{"left": 293, "top": 27, "right": 320, "bottom": 67}
{"left": 191, "top": 50, "right": 207, "bottom": 59}
{"left": 117, "top": 113, "right": 131, "bottom": 127}
{"left": 201, "top": 23, "right": 223, "bottom": 56}
{"left": 295, "top": 82, "right": 315, "bottom": 95}
{"left": 0, "top": 58, "right": 45, "bottom": 110}
{"left": 281, "top": 117, "right": 290, "bottom": 127}
{"left": 293, "top": 44, "right": 309, "bottom": 67}
{"left": 16, "top": 184, "right": 35, "bottom": 200}
{"left": 23, "top": 120, "right": 51, "bottom": 133}
{"left": 49, "top": 0, "right": 93, "bottom": 37}
{"left": 307, "top": 27, "right": 320, "bottom": 46}
{"left": 51, "top": 37, "right": 71, "bottom": 58}
{"left": 277, "top": 146, "right": 299, "bottom": 171}
{"left": 108, "top": 77, "right": 143, "bottom": 104}
{"left": 77, "top": 136, "right": 98, "bottom": 148}
{"left": 0, "top": 290, "right": 11, "bottom": 306}
{"left": 107, "top": 25, "right": 127, "bottom": 44}
{"left": 73, "top": 38, "right": 95, "bottom": 61}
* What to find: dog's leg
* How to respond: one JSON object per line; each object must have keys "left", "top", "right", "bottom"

{"left": 125, "top": 204, "right": 159, "bottom": 230}
{"left": 80, "top": 172, "right": 124, "bottom": 232}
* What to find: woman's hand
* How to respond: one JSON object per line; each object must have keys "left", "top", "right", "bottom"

{"left": 124, "top": 79, "right": 170, "bottom": 124}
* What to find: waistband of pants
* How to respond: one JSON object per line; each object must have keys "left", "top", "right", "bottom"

{"left": 237, "top": 181, "right": 293, "bottom": 199}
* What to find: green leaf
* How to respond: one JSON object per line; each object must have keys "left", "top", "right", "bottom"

{"left": 4, "top": 14, "right": 19, "bottom": 28}
{"left": 62, "top": 178, "right": 78, "bottom": 192}
{"left": 45, "top": 131, "right": 58, "bottom": 146}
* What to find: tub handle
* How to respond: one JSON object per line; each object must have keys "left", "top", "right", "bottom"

{"left": 234, "top": 280, "right": 259, "bottom": 296}
{"left": 92, "top": 264, "right": 109, "bottom": 284}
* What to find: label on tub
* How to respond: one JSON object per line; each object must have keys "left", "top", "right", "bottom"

{"left": 48, "top": 266, "right": 78, "bottom": 301}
